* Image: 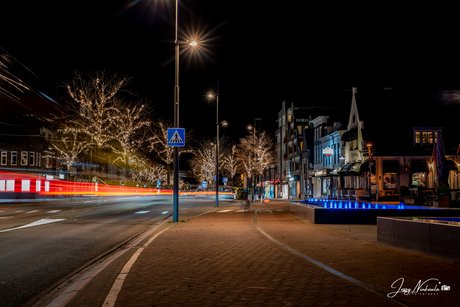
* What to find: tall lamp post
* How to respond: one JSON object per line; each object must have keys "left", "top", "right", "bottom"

{"left": 173, "top": 0, "right": 197, "bottom": 222}
{"left": 208, "top": 83, "right": 227, "bottom": 207}
{"left": 247, "top": 118, "right": 261, "bottom": 202}
{"left": 367, "top": 143, "right": 373, "bottom": 203}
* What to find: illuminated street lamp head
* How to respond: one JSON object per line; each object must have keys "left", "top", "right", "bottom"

{"left": 247, "top": 125, "right": 253, "bottom": 130}
{"left": 189, "top": 41, "right": 198, "bottom": 46}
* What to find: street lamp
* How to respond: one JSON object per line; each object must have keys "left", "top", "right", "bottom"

{"left": 367, "top": 143, "right": 373, "bottom": 203}
{"left": 208, "top": 82, "right": 224, "bottom": 207}
{"left": 247, "top": 118, "right": 261, "bottom": 202}
{"left": 173, "top": 0, "right": 197, "bottom": 222}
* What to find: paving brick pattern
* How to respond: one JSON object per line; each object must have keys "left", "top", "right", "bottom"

{"left": 115, "top": 211, "right": 400, "bottom": 306}
{"left": 257, "top": 210, "right": 459, "bottom": 307}
{"left": 63, "top": 202, "right": 459, "bottom": 307}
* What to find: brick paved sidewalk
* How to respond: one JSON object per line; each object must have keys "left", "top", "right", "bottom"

{"left": 63, "top": 203, "right": 458, "bottom": 307}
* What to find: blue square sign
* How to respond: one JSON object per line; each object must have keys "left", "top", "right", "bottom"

{"left": 167, "top": 128, "right": 185, "bottom": 147}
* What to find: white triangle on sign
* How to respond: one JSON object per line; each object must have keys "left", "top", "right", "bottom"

{"left": 169, "top": 131, "right": 183, "bottom": 143}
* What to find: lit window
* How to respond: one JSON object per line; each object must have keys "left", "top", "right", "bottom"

{"left": 45, "top": 181, "right": 50, "bottom": 192}
{"left": 426, "top": 132, "right": 433, "bottom": 144}
{"left": 36, "top": 180, "right": 41, "bottom": 192}
{"left": 22, "top": 180, "right": 30, "bottom": 192}
{"left": 0, "top": 180, "right": 5, "bottom": 191}
{"left": 415, "top": 131, "right": 420, "bottom": 144}
{"left": 6, "top": 180, "right": 14, "bottom": 191}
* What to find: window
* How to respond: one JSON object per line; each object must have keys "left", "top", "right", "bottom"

{"left": 415, "top": 130, "right": 439, "bottom": 145}
{"left": 22, "top": 180, "right": 30, "bottom": 192}
{"left": 11, "top": 151, "right": 17, "bottom": 165}
{"left": 21, "top": 151, "right": 28, "bottom": 166}
{"left": 1, "top": 152, "right": 6, "bottom": 165}
{"left": 29, "top": 152, "right": 35, "bottom": 166}
{"left": 36, "top": 180, "right": 41, "bottom": 192}
{"left": 6, "top": 180, "right": 14, "bottom": 191}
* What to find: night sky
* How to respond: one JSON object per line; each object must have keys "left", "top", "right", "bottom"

{"left": 1, "top": 1, "right": 460, "bottom": 142}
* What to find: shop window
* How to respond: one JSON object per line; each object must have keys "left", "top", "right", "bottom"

{"left": 383, "top": 173, "right": 397, "bottom": 189}
{"left": 412, "top": 172, "right": 426, "bottom": 187}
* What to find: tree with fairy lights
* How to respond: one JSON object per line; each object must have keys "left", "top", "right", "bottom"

{"left": 50, "top": 128, "right": 92, "bottom": 177}
{"left": 64, "top": 71, "right": 132, "bottom": 148}
{"left": 110, "top": 103, "right": 151, "bottom": 186}
{"left": 222, "top": 144, "right": 239, "bottom": 186}
{"left": 238, "top": 130, "right": 275, "bottom": 198}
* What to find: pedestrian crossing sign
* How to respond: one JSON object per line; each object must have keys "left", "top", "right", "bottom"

{"left": 167, "top": 128, "right": 185, "bottom": 147}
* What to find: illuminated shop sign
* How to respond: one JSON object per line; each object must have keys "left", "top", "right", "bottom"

{"left": 322, "top": 147, "right": 334, "bottom": 156}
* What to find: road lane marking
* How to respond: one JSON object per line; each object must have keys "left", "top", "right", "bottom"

{"left": 26, "top": 210, "right": 39, "bottom": 214}
{"left": 103, "top": 225, "right": 174, "bottom": 307}
{"left": 134, "top": 211, "right": 150, "bottom": 214}
{"left": 47, "top": 210, "right": 62, "bottom": 213}
{"left": 161, "top": 211, "right": 169, "bottom": 214}
{"left": 217, "top": 210, "right": 232, "bottom": 213}
{"left": 0, "top": 219, "right": 66, "bottom": 233}
{"left": 15, "top": 210, "right": 24, "bottom": 213}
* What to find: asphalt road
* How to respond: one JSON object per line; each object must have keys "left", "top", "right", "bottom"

{"left": 0, "top": 195, "right": 225, "bottom": 307}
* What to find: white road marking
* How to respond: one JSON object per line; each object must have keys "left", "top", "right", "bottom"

{"left": 0, "top": 219, "right": 66, "bottom": 233}
{"left": 0, "top": 216, "right": 13, "bottom": 220}
{"left": 161, "top": 211, "right": 169, "bottom": 214}
{"left": 134, "top": 211, "right": 150, "bottom": 214}
{"left": 217, "top": 210, "right": 232, "bottom": 213}
{"left": 15, "top": 211, "right": 24, "bottom": 213}
{"left": 26, "top": 210, "right": 39, "bottom": 214}
{"left": 47, "top": 210, "right": 62, "bottom": 213}
{"left": 235, "top": 210, "right": 246, "bottom": 212}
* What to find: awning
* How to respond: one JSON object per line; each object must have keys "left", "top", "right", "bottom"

{"left": 383, "top": 160, "right": 400, "bottom": 173}
{"left": 338, "top": 163, "right": 353, "bottom": 176}
{"left": 360, "top": 160, "right": 376, "bottom": 174}
{"left": 341, "top": 127, "right": 358, "bottom": 142}
{"left": 411, "top": 160, "right": 429, "bottom": 173}
{"left": 348, "top": 162, "right": 363, "bottom": 176}
{"left": 339, "top": 162, "right": 363, "bottom": 176}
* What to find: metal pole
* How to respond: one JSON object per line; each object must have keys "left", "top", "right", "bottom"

{"left": 216, "top": 81, "right": 219, "bottom": 207}
{"left": 173, "top": 0, "right": 180, "bottom": 222}
{"left": 253, "top": 119, "right": 256, "bottom": 203}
